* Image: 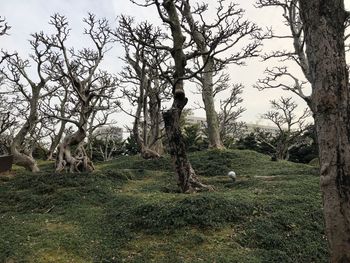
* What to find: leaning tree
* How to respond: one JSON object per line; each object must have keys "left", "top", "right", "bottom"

{"left": 38, "top": 14, "right": 117, "bottom": 172}
{"left": 0, "top": 34, "right": 55, "bottom": 172}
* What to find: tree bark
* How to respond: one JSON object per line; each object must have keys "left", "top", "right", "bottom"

{"left": 47, "top": 120, "right": 66, "bottom": 160}
{"left": 201, "top": 60, "right": 224, "bottom": 149}
{"left": 11, "top": 88, "right": 40, "bottom": 172}
{"left": 181, "top": 1, "right": 224, "bottom": 149}
{"left": 56, "top": 127, "right": 94, "bottom": 173}
{"left": 161, "top": 0, "right": 213, "bottom": 192}
{"left": 300, "top": 0, "right": 350, "bottom": 261}
{"left": 148, "top": 79, "right": 164, "bottom": 155}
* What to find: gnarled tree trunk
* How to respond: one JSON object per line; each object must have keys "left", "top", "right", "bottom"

{"left": 55, "top": 126, "right": 94, "bottom": 173}
{"left": 11, "top": 90, "right": 40, "bottom": 172}
{"left": 300, "top": 0, "right": 350, "bottom": 261}
{"left": 161, "top": 0, "right": 213, "bottom": 193}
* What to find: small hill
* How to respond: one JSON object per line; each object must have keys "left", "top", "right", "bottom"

{"left": 0, "top": 149, "right": 327, "bottom": 262}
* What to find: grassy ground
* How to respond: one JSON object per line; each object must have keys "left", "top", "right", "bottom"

{"left": 0, "top": 149, "right": 327, "bottom": 262}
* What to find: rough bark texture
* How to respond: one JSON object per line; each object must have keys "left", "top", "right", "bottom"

{"left": 161, "top": 0, "right": 213, "bottom": 193}
{"left": 163, "top": 108, "right": 212, "bottom": 192}
{"left": 300, "top": 0, "right": 350, "bottom": 261}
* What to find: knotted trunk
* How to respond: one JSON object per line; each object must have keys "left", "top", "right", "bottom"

{"left": 11, "top": 90, "right": 40, "bottom": 172}
{"left": 300, "top": 0, "right": 350, "bottom": 261}
{"left": 163, "top": 94, "right": 213, "bottom": 193}
{"left": 55, "top": 128, "right": 94, "bottom": 173}
{"left": 160, "top": 0, "right": 213, "bottom": 192}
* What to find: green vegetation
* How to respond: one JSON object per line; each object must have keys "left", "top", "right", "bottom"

{"left": 0, "top": 150, "right": 327, "bottom": 262}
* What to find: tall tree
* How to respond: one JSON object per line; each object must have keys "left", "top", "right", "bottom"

{"left": 180, "top": 0, "right": 261, "bottom": 149}
{"left": 39, "top": 14, "right": 117, "bottom": 172}
{"left": 115, "top": 18, "right": 168, "bottom": 158}
{"left": 256, "top": 0, "right": 350, "bottom": 260}
{"left": 128, "top": 0, "right": 215, "bottom": 192}
{"left": 299, "top": 1, "right": 350, "bottom": 261}
{"left": 0, "top": 35, "right": 53, "bottom": 172}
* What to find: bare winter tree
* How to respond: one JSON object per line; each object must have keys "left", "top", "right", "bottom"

{"left": 216, "top": 76, "right": 246, "bottom": 143}
{"left": 255, "top": 0, "right": 312, "bottom": 107}
{"left": 180, "top": 0, "right": 261, "bottom": 149}
{"left": 128, "top": 0, "right": 218, "bottom": 192}
{"left": 193, "top": 72, "right": 246, "bottom": 146}
{"left": 0, "top": 97, "right": 17, "bottom": 155}
{"left": 86, "top": 93, "right": 117, "bottom": 160}
{"left": 91, "top": 125, "right": 124, "bottom": 161}
{"left": 0, "top": 98, "right": 16, "bottom": 137}
{"left": 115, "top": 17, "right": 169, "bottom": 158}
{"left": 42, "top": 80, "right": 71, "bottom": 160}
{"left": 259, "top": 97, "right": 311, "bottom": 160}
{"left": 38, "top": 14, "right": 117, "bottom": 172}
{"left": 257, "top": 0, "right": 350, "bottom": 260}
{"left": 0, "top": 34, "right": 54, "bottom": 172}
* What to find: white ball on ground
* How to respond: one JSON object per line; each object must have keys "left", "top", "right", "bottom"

{"left": 227, "top": 171, "right": 236, "bottom": 182}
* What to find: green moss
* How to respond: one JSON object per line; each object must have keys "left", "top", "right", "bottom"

{"left": 0, "top": 149, "right": 327, "bottom": 262}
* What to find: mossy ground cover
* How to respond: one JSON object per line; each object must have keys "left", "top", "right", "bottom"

{"left": 0, "top": 150, "right": 327, "bottom": 262}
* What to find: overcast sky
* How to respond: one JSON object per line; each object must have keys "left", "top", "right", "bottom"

{"left": 1, "top": 0, "right": 349, "bottom": 128}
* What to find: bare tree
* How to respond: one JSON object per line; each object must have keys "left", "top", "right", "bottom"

{"left": 180, "top": 0, "right": 261, "bottom": 149}
{"left": 0, "top": 16, "right": 10, "bottom": 37}
{"left": 92, "top": 125, "right": 124, "bottom": 161}
{"left": 39, "top": 14, "right": 117, "bottom": 172}
{"left": 0, "top": 97, "right": 16, "bottom": 136}
{"left": 257, "top": 0, "right": 350, "bottom": 260}
{"left": 86, "top": 93, "right": 117, "bottom": 160}
{"left": 0, "top": 34, "right": 54, "bottom": 172}
{"left": 115, "top": 19, "right": 168, "bottom": 158}
{"left": 0, "top": 97, "right": 17, "bottom": 155}
{"left": 255, "top": 0, "right": 312, "bottom": 107}
{"left": 128, "top": 0, "right": 219, "bottom": 192}
{"left": 217, "top": 78, "right": 246, "bottom": 143}
{"left": 259, "top": 97, "right": 311, "bottom": 160}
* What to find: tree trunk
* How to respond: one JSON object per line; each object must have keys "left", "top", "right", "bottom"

{"left": 201, "top": 62, "right": 224, "bottom": 149}
{"left": 300, "top": 0, "right": 350, "bottom": 261}
{"left": 47, "top": 120, "right": 67, "bottom": 160}
{"left": 162, "top": 0, "right": 213, "bottom": 193}
{"left": 11, "top": 89, "right": 40, "bottom": 172}
{"left": 181, "top": 1, "right": 224, "bottom": 149}
{"left": 55, "top": 127, "right": 94, "bottom": 173}
{"left": 163, "top": 99, "right": 212, "bottom": 193}
{"left": 148, "top": 81, "right": 164, "bottom": 155}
